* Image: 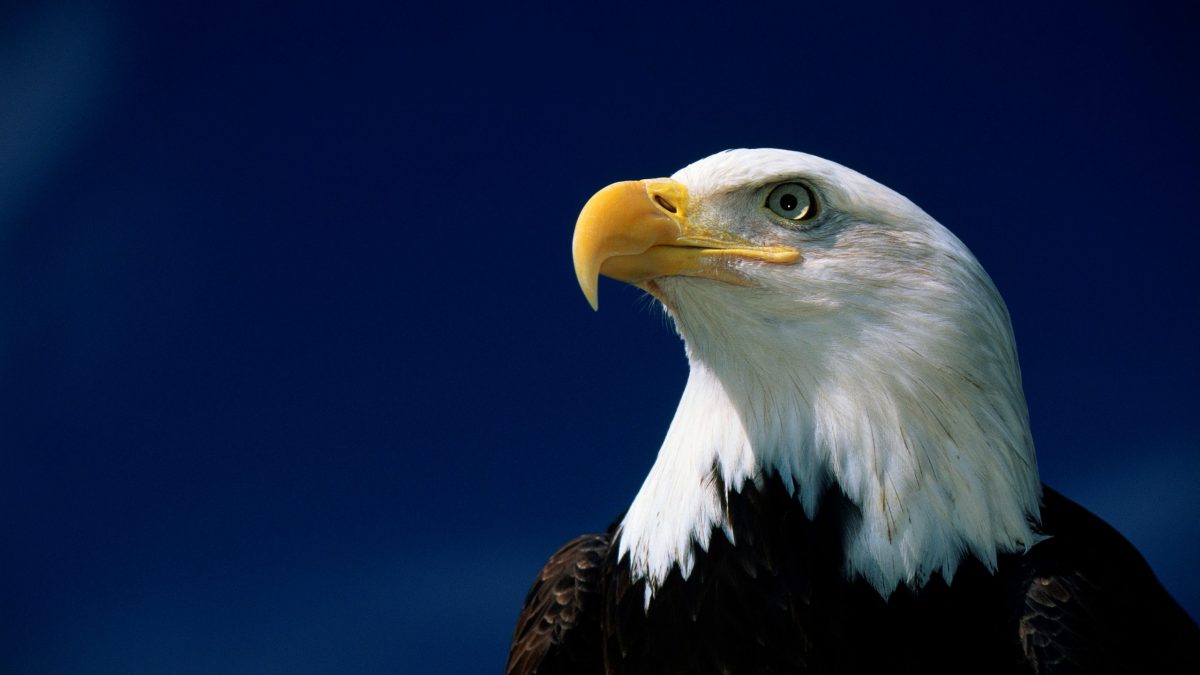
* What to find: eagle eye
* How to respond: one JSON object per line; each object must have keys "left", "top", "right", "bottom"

{"left": 765, "top": 183, "right": 815, "bottom": 222}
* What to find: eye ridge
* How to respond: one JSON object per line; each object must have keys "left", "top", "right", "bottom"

{"left": 765, "top": 182, "right": 817, "bottom": 223}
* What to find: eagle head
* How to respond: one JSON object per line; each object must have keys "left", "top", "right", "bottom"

{"left": 572, "top": 149, "right": 1042, "bottom": 598}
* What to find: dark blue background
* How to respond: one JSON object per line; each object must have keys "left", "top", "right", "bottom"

{"left": 2, "top": 2, "right": 1196, "bottom": 673}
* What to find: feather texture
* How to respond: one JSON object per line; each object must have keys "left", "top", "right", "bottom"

{"left": 622, "top": 149, "right": 1040, "bottom": 597}
{"left": 507, "top": 149, "right": 1199, "bottom": 673}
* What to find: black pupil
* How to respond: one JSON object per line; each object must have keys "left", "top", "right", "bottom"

{"left": 780, "top": 193, "right": 798, "bottom": 211}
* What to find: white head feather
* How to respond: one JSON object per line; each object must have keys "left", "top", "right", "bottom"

{"left": 616, "top": 149, "right": 1042, "bottom": 601}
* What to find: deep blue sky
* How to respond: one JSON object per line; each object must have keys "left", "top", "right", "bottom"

{"left": 1, "top": 2, "right": 1196, "bottom": 673}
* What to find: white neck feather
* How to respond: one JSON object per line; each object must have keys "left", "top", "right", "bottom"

{"left": 618, "top": 271, "right": 1043, "bottom": 602}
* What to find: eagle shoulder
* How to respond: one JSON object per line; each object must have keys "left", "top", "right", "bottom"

{"left": 1014, "top": 487, "right": 1200, "bottom": 674}
{"left": 506, "top": 533, "right": 610, "bottom": 675}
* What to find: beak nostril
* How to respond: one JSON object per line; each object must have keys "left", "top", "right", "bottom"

{"left": 653, "top": 195, "right": 678, "bottom": 214}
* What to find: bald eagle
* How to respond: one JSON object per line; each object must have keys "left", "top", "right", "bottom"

{"left": 506, "top": 150, "right": 1198, "bottom": 674}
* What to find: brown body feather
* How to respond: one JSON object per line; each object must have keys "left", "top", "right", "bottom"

{"left": 507, "top": 479, "right": 1198, "bottom": 674}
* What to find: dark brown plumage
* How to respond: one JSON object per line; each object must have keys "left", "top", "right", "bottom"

{"left": 506, "top": 478, "right": 1199, "bottom": 674}
{"left": 506, "top": 534, "right": 608, "bottom": 675}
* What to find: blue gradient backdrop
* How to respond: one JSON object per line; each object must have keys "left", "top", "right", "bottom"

{"left": 1, "top": 2, "right": 1196, "bottom": 673}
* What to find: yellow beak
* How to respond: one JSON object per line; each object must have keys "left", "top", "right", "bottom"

{"left": 571, "top": 178, "right": 801, "bottom": 309}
